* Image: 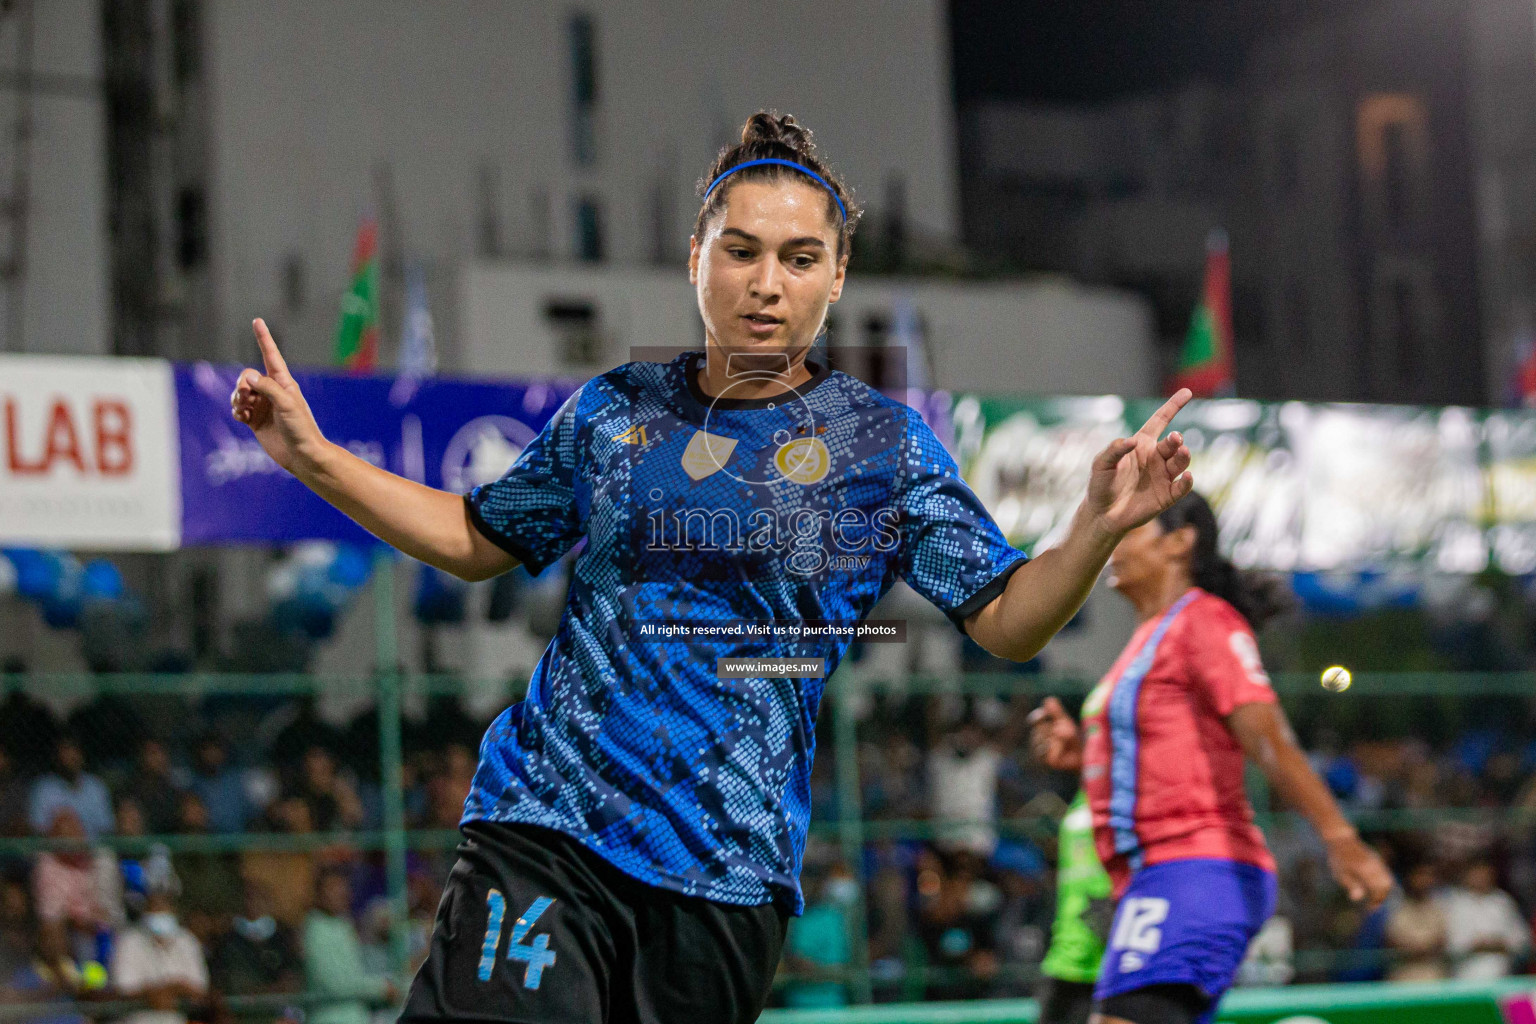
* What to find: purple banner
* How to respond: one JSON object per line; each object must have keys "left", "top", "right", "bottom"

{"left": 174, "top": 362, "right": 578, "bottom": 545}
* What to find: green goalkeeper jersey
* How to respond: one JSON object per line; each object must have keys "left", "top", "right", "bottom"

{"left": 1040, "top": 790, "right": 1114, "bottom": 984}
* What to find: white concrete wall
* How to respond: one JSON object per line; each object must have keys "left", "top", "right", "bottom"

{"left": 0, "top": 0, "right": 108, "bottom": 355}
{"left": 461, "top": 262, "right": 1156, "bottom": 397}
{"left": 202, "top": 0, "right": 958, "bottom": 368}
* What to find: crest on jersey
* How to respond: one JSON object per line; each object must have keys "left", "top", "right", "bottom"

{"left": 774, "top": 437, "right": 830, "bottom": 485}
{"left": 681, "top": 429, "right": 737, "bottom": 481}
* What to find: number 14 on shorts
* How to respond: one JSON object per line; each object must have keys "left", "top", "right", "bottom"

{"left": 1110, "top": 897, "right": 1169, "bottom": 973}
{"left": 478, "top": 891, "right": 558, "bottom": 988}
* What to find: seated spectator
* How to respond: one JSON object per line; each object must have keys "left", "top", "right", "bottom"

{"left": 109, "top": 885, "right": 208, "bottom": 1024}
{"left": 915, "top": 848, "right": 1000, "bottom": 1001}
{"left": 0, "top": 744, "right": 30, "bottom": 839}
{"left": 210, "top": 879, "right": 301, "bottom": 996}
{"left": 1385, "top": 861, "right": 1449, "bottom": 981}
{"left": 424, "top": 745, "right": 475, "bottom": 830}
{"left": 171, "top": 794, "right": 242, "bottom": 945}
{"left": 7, "top": 911, "right": 105, "bottom": 1024}
{"left": 28, "top": 737, "right": 113, "bottom": 841}
{"left": 32, "top": 807, "right": 123, "bottom": 966}
{"left": 119, "top": 740, "right": 185, "bottom": 837}
{"left": 241, "top": 798, "right": 318, "bottom": 928}
{"left": 188, "top": 734, "right": 251, "bottom": 835}
{"left": 1441, "top": 859, "right": 1530, "bottom": 980}
{"left": 927, "top": 718, "right": 1002, "bottom": 857}
{"left": 781, "top": 864, "right": 854, "bottom": 1009}
{"left": 291, "top": 747, "right": 363, "bottom": 832}
{"left": 304, "top": 867, "right": 396, "bottom": 1024}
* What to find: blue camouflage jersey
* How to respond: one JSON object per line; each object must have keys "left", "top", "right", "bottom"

{"left": 463, "top": 351, "right": 1026, "bottom": 912}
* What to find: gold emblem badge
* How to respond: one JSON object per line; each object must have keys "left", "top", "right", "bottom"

{"left": 681, "top": 430, "right": 738, "bottom": 481}
{"left": 774, "top": 437, "right": 830, "bottom": 484}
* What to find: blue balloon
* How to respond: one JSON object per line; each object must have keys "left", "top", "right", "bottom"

{"left": 328, "top": 545, "right": 374, "bottom": 590}
{"left": 81, "top": 559, "right": 126, "bottom": 601}
{"left": 4, "top": 548, "right": 59, "bottom": 600}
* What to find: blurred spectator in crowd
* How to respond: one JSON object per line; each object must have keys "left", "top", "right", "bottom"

{"left": 1385, "top": 861, "right": 1449, "bottom": 981}
{"left": 28, "top": 738, "right": 112, "bottom": 841}
{"left": 423, "top": 745, "right": 475, "bottom": 830}
{"left": 31, "top": 808, "right": 122, "bottom": 966}
{"left": 291, "top": 747, "right": 364, "bottom": 832}
{"left": 188, "top": 734, "right": 253, "bottom": 835}
{"left": 780, "top": 863, "right": 854, "bottom": 1009}
{"left": 304, "top": 867, "right": 396, "bottom": 1024}
{"left": 1236, "top": 915, "right": 1296, "bottom": 987}
{"left": 1442, "top": 859, "right": 1529, "bottom": 980}
{"left": 915, "top": 848, "right": 999, "bottom": 1001}
{"left": 927, "top": 717, "right": 1002, "bottom": 857}
{"left": 0, "top": 683, "right": 58, "bottom": 779}
{"left": 110, "top": 884, "right": 207, "bottom": 1024}
{"left": 1, "top": 877, "right": 30, "bottom": 979}
{"left": 242, "top": 798, "right": 318, "bottom": 928}
{"left": 171, "top": 794, "right": 242, "bottom": 945}
{"left": 210, "top": 879, "right": 301, "bottom": 996}
{"left": 0, "top": 745, "right": 30, "bottom": 839}
{"left": 119, "top": 740, "right": 185, "bottom": 837}
{"left": 989, "top": 843, "right": 1050, "bottom": 996}
{"left": 6, "top": 913, "right": 103, "bottom": 1024}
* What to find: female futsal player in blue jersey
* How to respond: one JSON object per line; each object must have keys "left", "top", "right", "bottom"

{"left": 233, "top": 111, "right": 1197, "bottom": 1024}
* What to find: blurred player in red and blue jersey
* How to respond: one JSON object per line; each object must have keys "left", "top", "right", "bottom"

{"left": 1030, "top": 493, "right": 1394, "bottom": 1024}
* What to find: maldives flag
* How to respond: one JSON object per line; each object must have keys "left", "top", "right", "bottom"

{"left": 333, "top": 218, "right": 380, "bottom": 372}
{"left": 1171, "top": 229, "right": 1234, "bottom": 397}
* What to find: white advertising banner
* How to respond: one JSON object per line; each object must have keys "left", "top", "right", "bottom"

{"left": 0, "top": 354, "right": 180, "bottom": 550}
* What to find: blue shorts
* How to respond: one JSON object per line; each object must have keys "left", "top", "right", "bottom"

{"left": 1095, "top": 858, "right": 1277, "bottom": 1024}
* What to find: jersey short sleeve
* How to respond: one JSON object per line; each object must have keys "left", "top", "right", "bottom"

{"left": 464, "top": 387, "right": 585, "bottom": 576}
{"left": 895, "top": 409, "right": 1028, "bottom": 630}
{"left": 1183, "top": 597, "right": 1279, "bottom": 717}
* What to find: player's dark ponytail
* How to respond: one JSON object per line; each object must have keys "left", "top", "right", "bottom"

{"left": 694, "top": 110, "right": 862, "bottom": 257}
{"left": 1157, "top": 492, "right": 1293, "bottom": 631}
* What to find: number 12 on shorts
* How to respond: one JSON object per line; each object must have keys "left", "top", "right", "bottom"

{"left": 1110, "top": 897, "right": 1169, "bottom": 972}
{"left": 478, "top": 890, "right": 558, "bottom": 988}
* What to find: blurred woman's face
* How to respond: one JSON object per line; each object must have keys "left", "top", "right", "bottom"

{"left": 1107, "top": 520, "right": 1168, "bottom": 594}
{"left": 1109, "top": 521, "right": 1196, "bottom": 597}
{"left": 689, "top": 179, "right": 846, "bottom": 365}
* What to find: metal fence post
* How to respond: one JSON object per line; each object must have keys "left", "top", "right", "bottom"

{"left": 374, "top": 553, "right": 411, "bottom": 982}
{"left": 831, "top": 671, "right": 872, "bottom": 1003}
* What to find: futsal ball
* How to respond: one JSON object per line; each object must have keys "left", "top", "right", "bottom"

{"left": 1320, "top": 665, "right": 1352, "bottom": 692}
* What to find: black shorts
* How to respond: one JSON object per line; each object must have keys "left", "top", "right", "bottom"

{"left": 1094, "top": 983, "right": 1212, "bottom": 1024}
{"left": 1036, "top": 976, "right": 1095, "bottom": 1024}
{"left": 400, "top": 821, "right": 789, "bottom": 1024}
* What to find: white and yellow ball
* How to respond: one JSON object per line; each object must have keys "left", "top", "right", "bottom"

{"left": 1320, "top": 665, "right": 1352, "bottom": 693}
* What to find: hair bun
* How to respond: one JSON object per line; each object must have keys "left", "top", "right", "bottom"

{"left": 740, "top": 110, "right": 813, "bottom": 156}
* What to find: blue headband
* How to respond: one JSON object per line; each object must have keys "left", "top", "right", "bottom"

{"left": 701, "top": 158, "right": 847, "bottom": 222}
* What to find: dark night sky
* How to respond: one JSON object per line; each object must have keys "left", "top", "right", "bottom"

{"left": 948, "top": 0, "right": 1342, "bottom": 103}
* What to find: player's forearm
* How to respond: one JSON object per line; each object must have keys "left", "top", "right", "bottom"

{"left": 1235, "top": 705, "right": 1356, "bottom": 842}
{"left": 299, "top": 441, "right": 515, "bottom": 581}
{"left": 965, "top": 503, "right": 1119, "bottom": 661}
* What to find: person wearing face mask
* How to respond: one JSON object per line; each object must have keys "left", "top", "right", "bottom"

{"left": 109, "top": 885, "right": 208, "bottom": 1024}
{"left": 210, "top": 878, "right": 302, "bottom": 996}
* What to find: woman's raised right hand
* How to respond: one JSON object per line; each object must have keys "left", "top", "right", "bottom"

{"left": 230, "top": 318, "right": 329, "bottom": 477}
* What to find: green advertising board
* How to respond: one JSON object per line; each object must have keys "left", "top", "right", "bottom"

{"left": 949, "top": 393, "right": 1536, "bottom": 575}
{"left": 758, "top": 978, "right": 1536, "bottom": 1024}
